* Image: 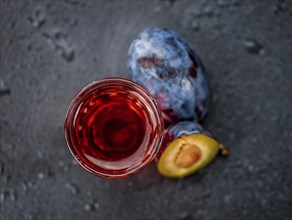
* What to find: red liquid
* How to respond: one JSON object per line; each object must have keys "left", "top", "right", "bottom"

{"left": 75, "top": 89, "right": 146, "bottom": 161}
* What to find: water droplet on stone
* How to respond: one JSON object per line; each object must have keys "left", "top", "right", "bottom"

{"left": 259, "top": 49, "right": 265, "bottom": 56}
{"left": 28, "top": 182, "right": 34, "bottom": 188}
{"left": 179, "top": 212, "right": 193, "bottom": 220}
{"left": 21, "top": 183, "right": 28, "bottom": 192}
{"left": 84, "top": 203, "right": 92, "bottom": 211}
{"left": 24, "top": 213, "right": 33, "bottom": 220}
{"left": 0, "top": 192, "right": 5, "bottom": 203}
{"left": 37, "top": 150, "right": 44, "bottom": 158}
{"left": 28, "top": 7, "right": 46, "bottom": 28}
{"left": 224, "top": 194, "right": 231, "bottom": 204}
{"left": 191, "top": 21, "right": 200, "bottom": 31}
{"left": 203, "top": 6, "right": 213, "bottom": 16}
{"left": 58, "top": 160, "right": 64, "bottom": 167}
{"left": 43, "top": 30, "right": 75, "bottom": 62}
{"left": 71, "top": 159, "right": 78, "bottom": 165}
{"left": 94, "top": 202, "right": 100, "bottom": 209}
{"left": 65, "top": 182, "right": 78, "bottom": 194}
{"left": 242, "top": 39, "right": 263, "bottom": 54}
{"left": 155, "top": 5, "right": 161, "bottom": 12}
{"left": 247, "top": 164, "right": 254, "bottom": 172}
{"left": 10, "top": 190, "right": 16, "bottom": 201}
{"left": 0, "top": 79, "right": 10, "bottom": 96}
{"left": 37, "top": 172, "right": 44, "bottom": 180}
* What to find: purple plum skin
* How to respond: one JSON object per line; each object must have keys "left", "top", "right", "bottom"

{"left": 165, "top": 121, "right": 211, "bottom": 138}
{"left": 128, "top": 28, "right": 209, "bottom": 125}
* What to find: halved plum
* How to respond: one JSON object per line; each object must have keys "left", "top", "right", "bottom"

{"left": 157, "top": 121, "right": 228, "bottom": 178}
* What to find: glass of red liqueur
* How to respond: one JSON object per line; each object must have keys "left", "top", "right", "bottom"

{"left": 64, "top": 78, "right": 164, "bottom": 179}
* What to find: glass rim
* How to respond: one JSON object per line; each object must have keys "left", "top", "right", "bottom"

{"left": 64, "top": 77, "right": 164, "bottom": 179}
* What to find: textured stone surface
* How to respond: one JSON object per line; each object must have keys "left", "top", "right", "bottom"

{"left": 0, "top": 0, "right": 291, "bottom": 220}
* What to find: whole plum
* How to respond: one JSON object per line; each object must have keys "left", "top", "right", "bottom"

{"left": 128, "top": 28, "right": 209, "bottom": 126}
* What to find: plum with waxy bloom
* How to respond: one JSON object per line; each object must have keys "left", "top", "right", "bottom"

{"left": 128, "top": 28, "right": 209, "bottom": 126}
